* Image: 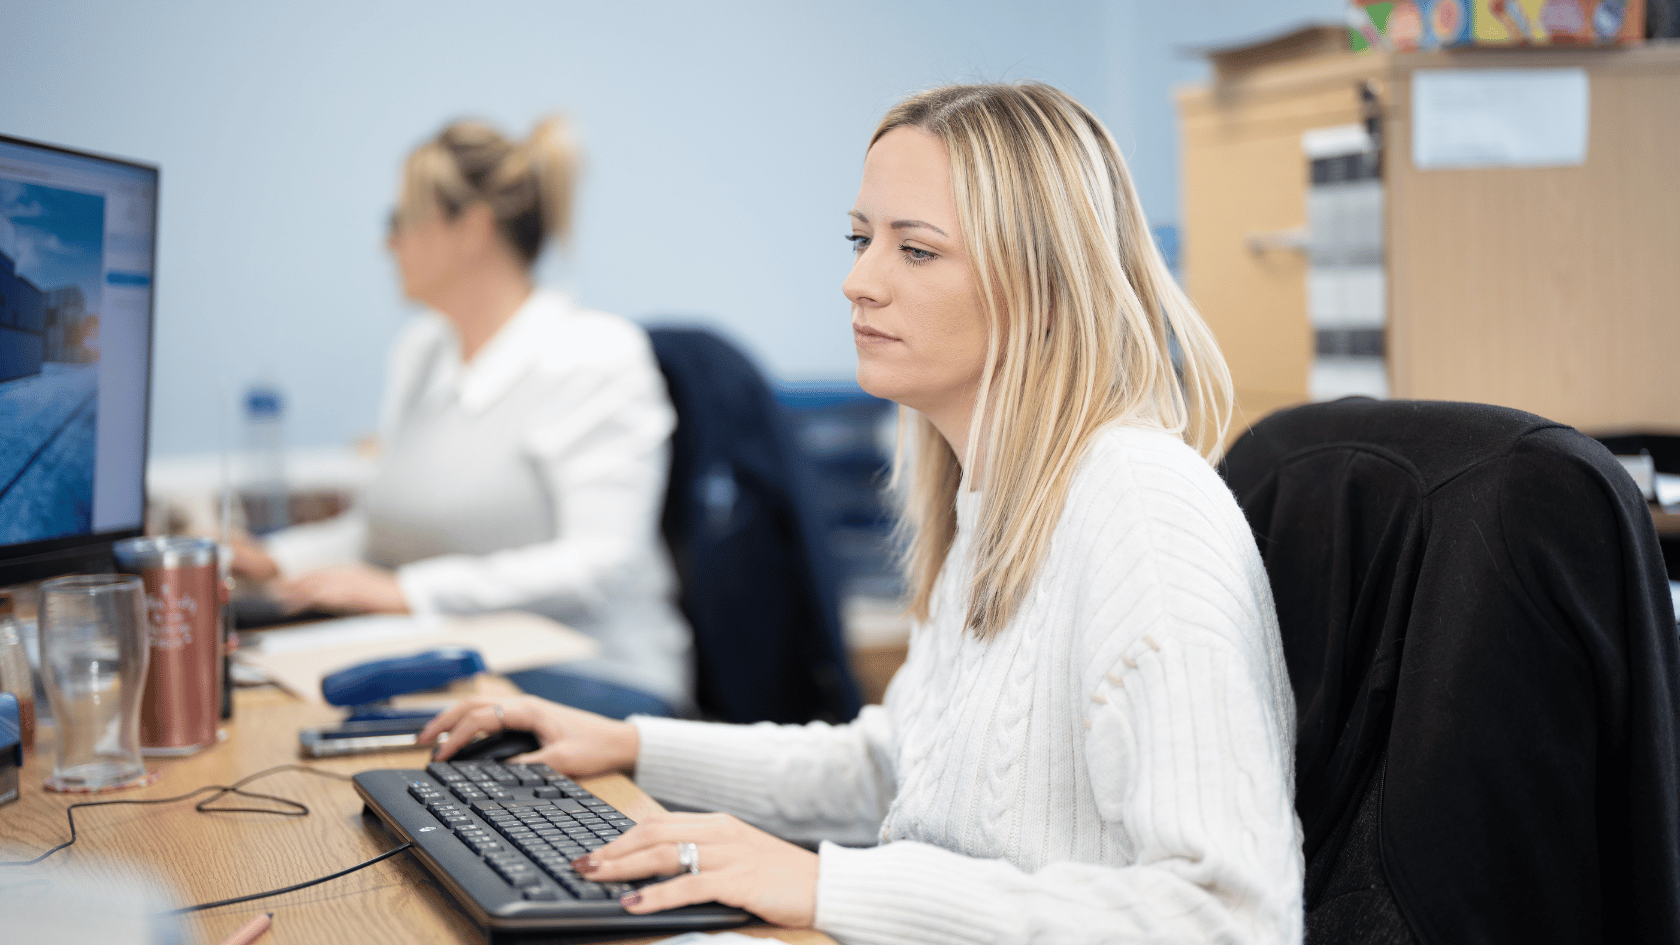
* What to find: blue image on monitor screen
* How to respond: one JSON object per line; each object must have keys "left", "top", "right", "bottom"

{"left": 0, "top": 183, "right": 105, "bottom": 542}
{"left": 0, "top": 137, "right": 155, "bottom": 555}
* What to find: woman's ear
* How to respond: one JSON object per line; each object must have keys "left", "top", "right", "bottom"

{"left": 455, "top": 201, "right": 499, "bottom": 251}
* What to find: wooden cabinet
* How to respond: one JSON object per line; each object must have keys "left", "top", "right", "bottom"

{"left": 1178, "top": 42, "right": 1680, "bottom": 436}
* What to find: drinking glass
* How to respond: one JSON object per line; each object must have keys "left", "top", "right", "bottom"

{"left": 39, "top": 574, "right": 154, "bottom": 792}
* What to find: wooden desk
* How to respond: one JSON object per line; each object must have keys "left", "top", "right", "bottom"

{"left": 0, "top": 684, "right": 830, "bottom": 945}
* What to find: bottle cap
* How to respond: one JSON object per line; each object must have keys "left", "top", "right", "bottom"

{"left": 246, "top": 387, "right": 284, "bottom": 418}
{"left": 113, "top": 536, "right": 219, "bottom": 570}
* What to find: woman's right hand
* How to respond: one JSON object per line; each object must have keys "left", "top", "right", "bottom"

{"left": 417, "top": 695, "right": 640, "bottom": 777}
{"left": 228, "top": 531, "right": 280, "bottom": 583}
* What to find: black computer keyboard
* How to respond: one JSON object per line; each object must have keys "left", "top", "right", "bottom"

{"left": 355, "top": 761, "right": 751, "bottom": 938}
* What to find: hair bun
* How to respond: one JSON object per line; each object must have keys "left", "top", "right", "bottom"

{"left": 524, "top": 114, "right": 580, "bottom": 246}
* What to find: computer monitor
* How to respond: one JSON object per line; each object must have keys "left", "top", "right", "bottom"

{"left": 0, "top": 134, "right": 157, "bottom": 586}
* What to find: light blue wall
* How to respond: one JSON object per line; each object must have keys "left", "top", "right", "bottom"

{"left": 1, "top": 0, "right": 1339, "bottom": 457}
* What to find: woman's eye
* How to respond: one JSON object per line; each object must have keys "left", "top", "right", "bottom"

{"left": 846, "top": 233, "right": 870, "bottom": 253}
{"left": 901, "top": 245, "right": 935, "bottom": 262}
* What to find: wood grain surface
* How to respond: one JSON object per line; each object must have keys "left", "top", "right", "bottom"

{"left": 1179, "top": 42, "right": 1680, "bottom": 439}
{"left": 0, "top": 680, "right": 830, "bottom": 945}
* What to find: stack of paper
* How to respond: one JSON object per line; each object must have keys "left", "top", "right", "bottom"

{"left": 237, "top": 612, "right": 598, "bottom": 703}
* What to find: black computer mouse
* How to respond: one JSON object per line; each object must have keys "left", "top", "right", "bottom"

{"left": 448, "top": 728, "right": 542, "bottom": 763}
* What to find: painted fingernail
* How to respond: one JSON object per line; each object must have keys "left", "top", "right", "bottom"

{"left": 620, "top": 891, "right": 642, "bottom": 908}
{"left": 572, "top": 856, "right": 597, "bottom": 872}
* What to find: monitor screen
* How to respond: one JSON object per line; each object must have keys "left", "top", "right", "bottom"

{"left": 0, "top": 135, "right": 155, "bottom": 559}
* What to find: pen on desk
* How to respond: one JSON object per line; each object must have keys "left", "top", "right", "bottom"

{"left": 215, "top": 912, "right": 273, "bottom": 945}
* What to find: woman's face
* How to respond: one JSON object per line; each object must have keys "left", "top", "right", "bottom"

{"left": 843, "top": 126, "right": 989, "bottom": 431}
{"left": 387, "top": 198, "right": 478, "bottom": 307}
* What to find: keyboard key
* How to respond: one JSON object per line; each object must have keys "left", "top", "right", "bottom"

{"left": 521, "top": 884, "right": 562, "bottom": 901}
{"left": 571, "top": 880, "right": 609, "bottom": 900}
{"left": 426, "top": 763, "right": 467, "bottom": 782}
{"left": 493, "top": 864, "right": 540, "bottom": 885}
{"left": 462, "top": 836, "right": 506, "bottom": 855}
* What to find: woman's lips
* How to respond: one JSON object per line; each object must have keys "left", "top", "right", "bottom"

{"left": 853, "top": 322, "right": 901, "bottom": 344}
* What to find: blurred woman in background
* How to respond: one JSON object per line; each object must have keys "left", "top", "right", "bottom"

{"left": 238, "top": 117, "right": 691, "bottom": 717}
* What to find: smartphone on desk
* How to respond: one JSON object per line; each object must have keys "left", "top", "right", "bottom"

{"left": 298, "top": 715, "right": 432, "bottom": 758}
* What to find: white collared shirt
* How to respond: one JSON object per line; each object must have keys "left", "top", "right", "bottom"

{"left": 268, "top": 290, "right": 692, "bottom": 704}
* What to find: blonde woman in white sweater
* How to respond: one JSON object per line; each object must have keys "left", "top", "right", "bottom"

{"left": 423, "top": 83, "right": 1304, "bottom": 943}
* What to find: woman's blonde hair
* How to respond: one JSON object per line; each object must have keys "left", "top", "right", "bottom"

{"left": 399, "top": 115, "right": 579, "bottom": 266}
{"left": 879, "top": 82, "right": 1234, "bottom": 638}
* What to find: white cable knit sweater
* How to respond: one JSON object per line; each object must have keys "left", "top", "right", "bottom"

{"left": 632, "top": 425, "right": 1304, "bottom": 944}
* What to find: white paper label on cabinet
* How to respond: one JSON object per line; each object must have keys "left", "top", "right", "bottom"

{"left": 1412, "top": 68, "right": 1590, "bottom": 170}
{"left": 1304, "top": 123, "right": 1388, "bottom": 402}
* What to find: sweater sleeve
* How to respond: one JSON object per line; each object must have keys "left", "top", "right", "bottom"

{"left": 630, "top": 707, "right": 897, "bottom": 847}
{"left": 394, "top": 342, "right": 674, "bottom": 617}
{"left": 814, "top": 637, "right": 1301, "bottom": 945}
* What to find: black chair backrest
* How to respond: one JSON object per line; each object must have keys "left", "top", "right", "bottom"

{"left": 1222, "top": 397, "right": 1680, "bottom": 945}
{"left": 648, "top": 326, "right": 862, "bottom": 726}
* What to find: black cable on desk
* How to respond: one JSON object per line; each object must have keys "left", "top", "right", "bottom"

{"left": 0, "top": 764, "right": 349, "bottom": 868}
{"left": 164, "top": 842, "right": 414, "bottom": 914}
{"left": 1, "top": 763, "right": 418, "bottom": 915}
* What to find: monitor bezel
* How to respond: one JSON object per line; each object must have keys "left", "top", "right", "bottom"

{"left": 0, "top": 132, "right": 159, "bottom": 580}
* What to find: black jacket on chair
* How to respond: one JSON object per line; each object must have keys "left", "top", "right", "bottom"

{"left": 648, "top": 326, "right": 862, "bottom": 726}
{"left": 1221, "top": 398, "right": 1680, "bottom": 944}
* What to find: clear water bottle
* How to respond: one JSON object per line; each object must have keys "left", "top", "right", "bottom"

{"left": 242, "top": 381, "right": 290, "bottom": 534}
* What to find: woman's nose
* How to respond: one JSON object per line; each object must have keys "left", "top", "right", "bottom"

{"left": 842, "top": 244, "right": 884, "bottom": 308}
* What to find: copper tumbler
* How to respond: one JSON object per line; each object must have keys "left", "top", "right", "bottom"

{"left": 113, "top": 537, "right": 223, "bottom": 755}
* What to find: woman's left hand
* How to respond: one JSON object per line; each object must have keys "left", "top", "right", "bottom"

{"left": 273, "top": 563, "right": 409, "bottom": 615}
{"left": 575, "top": 811, "right": 818, "bottom": 928}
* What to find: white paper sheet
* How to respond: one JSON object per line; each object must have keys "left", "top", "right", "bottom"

{"left": 648, "top": 928, "right": 792, "bottom": 934}
{"left": 1412, "top": 68, "right": 1589, "bottom": 169}
{"left": 236, "top": 612, "right": 599, "bottom": 703}
{"left": 1656, "top": 471, "right": 1680, "bottom": 511}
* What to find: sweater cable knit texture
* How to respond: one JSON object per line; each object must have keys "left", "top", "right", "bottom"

{"left": 633, "top": 425, "right": 1304, "bottom": 944}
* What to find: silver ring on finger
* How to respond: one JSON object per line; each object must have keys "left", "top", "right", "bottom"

{"left": 676, "top": 841, "right": 699, "bottom": 875}
{"left": 493, "top": 703, "right": 505, "bottom": 730}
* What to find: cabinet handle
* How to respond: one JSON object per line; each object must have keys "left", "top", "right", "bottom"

{"left": 1245, "top": 227, "right": 1308, "bottom": 253}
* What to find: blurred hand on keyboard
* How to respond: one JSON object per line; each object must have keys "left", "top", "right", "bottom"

{"left": 419, "top": 695, "right": 640, "bottom": 778}
{"left": 574, "top": 810, "right": 818, "bottom": 929}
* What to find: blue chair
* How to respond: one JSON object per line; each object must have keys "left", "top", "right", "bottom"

{"left": 648, "top": 326, "right": 862, "bottom": 725}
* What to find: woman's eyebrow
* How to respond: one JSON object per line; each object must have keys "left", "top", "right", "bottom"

{"left": 891, "top": 219, "right": 948, "bottom": 237}
{"left": 847, "top": 210, "right": 948, "bottom": 238}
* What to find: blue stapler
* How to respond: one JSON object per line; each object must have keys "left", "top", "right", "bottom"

{"left": 298, "top": 647, "right": 487, "bottom": 757}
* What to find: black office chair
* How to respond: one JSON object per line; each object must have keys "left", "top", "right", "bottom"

{"left": 648, "top": 325, "right": 862, "bottom": 726}
{"left": 1221, "top": 397, "right": 1680, "bottom": 945}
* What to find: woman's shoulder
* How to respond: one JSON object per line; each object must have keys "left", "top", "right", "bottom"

{"left": 1059, "top": 426, "right": 1279, "bottom": 667}
{"left": 1071, "top": 424, "right": 1239, "bottom": 520}
{"left": 523, "top": 292, "right": 659, "bottom": 374}
{"left": 1059, "top": 424, "right": 1260, "bottom": 588}
{"left": 386, "top": 311, "right": 454, "bottom": 374}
